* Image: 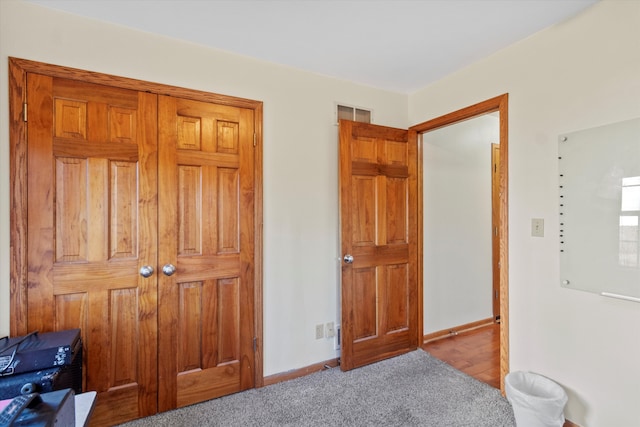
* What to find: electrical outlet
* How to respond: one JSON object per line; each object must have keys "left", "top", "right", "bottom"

{"left": 315, "top": 324, "right": 324, "bottom": 340}
{"left": 326, "top": 322, "right": 335, "bottom": 338}
{"left": 334, "top": 324, "right": 341, "bottom": 350}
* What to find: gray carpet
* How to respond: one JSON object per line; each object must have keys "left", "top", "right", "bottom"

{"left": 120, "top": 349, "right": 516, "bottom": 426}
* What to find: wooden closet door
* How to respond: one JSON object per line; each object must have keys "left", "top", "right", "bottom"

{"left": 157, "top": 96, "right": 255, "bottom": 410}
{"left": 26, "top": 74, "right": 158, "bottom": 425}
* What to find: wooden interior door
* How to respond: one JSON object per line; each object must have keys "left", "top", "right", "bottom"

{"left": 157, "top": 96, "right": 256, "bottom": 410}
{"left": 339, "top": 119, "right": 418, "bottom": 371}
{"left": 25, "top": 74, "right": 158, "bottom": 425}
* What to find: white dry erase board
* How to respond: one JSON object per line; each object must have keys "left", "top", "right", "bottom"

{"left": 559, "top": 118, "right": 640, "bottom": 302}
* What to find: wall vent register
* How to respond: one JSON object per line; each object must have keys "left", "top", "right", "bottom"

{"left": 337, "top": 104, "right": 371, "bottom": 124}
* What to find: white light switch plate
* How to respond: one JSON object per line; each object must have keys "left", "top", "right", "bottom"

{"left": 531, "top": 218, "right": 544, "bottom": 237}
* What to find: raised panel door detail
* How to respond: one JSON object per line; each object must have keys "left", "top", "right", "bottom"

{"left": 54, "top": 292, "right": 88, "bottom": 393}
{"left": 110, "top": 288, "right": 139, "bottom": 387}
{"left": 174, "top": 277, "right": 243, "bottom": 406}
{"left": 178, "top": 282, "right": 203, "bottom": 373}
{"left": 177, "top": 116, "right": 202, "bottom": 151}
{"left": 54, "top": 293, "right": 87, "bottom": 333}
{"left": 218, "top": 168, "right": 239, "bottom": 253}
{"left": 217, "top": 121, "right": 239, "bottom": 154}
{"left": 216, "top": 278, "right": 240, "bottom": 364}
{"left": 87, "top": 158, "right": 109, "bottom": 262}
{"left": 55, "top": 157, "right": 87, "bottom": 262}
{"left": 110, "top": 107, "right": 137, "bottom": 144}
{"left": 386, "top": 178, "right": 408, "bottom": 244}
{"left": 353, "top": 268, "right": 377, "bottom": 341}
{"left": 384, "top": 141, "right": 407, "bottom": 165}
{"left": 110, "top": 161, "right": 139, "bottom": 259}
{"left": 351, "top": 136, "right": 376, "bottom": 163}
{"left": 352, "top": 176, "right": 376, "bottom": 246}
{"left": 176, "top": 278, "right": 240, "bottom": 372}
{"left": 384, "top": 264, "right": 409, "bottom": 332}
{"left": 178, "top": 166, "right": 202, "bottom": 256}
{"left": 54, "top": 99, "right": 87, "bottom": 140}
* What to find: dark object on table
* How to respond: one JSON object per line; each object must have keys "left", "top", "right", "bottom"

{"left": 0, "top": 330, "right": 82, "bottom": 400}
{"left": 0, "top": 388, "right": 75, "bottom": 426}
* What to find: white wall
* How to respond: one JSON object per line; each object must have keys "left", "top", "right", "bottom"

{"left": 3, "top": 1, "right": 639, "bottom": 425}
{"left": 423, "top": 114, "right": 498, "bottom": 333}
{"left": 0, "top": 0, "right": 408, "bottom": 376}
{"left": 410, "top": 1, "right": 640, "bottom": 426}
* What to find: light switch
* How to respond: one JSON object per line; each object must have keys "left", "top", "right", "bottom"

{"left": 531, "top": 218, "right": 544, "bottom": 237}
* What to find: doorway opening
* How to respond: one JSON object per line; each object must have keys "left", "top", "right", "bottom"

{"left": 410, "top": 94, "right": 509, "bottom": 392}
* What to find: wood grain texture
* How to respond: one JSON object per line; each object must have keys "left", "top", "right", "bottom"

{"left": 26, "top": 72, "right": 55, "bottom": 332}
{"left": 55, "top": 157, "right": 88, "bottom": 262}
{"left": 491, "top": 144, "right": 501, "bottom": 319}
{"left": 422, "top": 318, "right": 495, "bottom": 343}
{"left": 10, "top": 57, "right": 264, "bottom": 421}
{"left": 9, "top": 59, "right": 28, "bottom": 337}
{"left": 339, "top": 120, "right": 418, "bottom": 371}
{"left": 423, "top": 323, "right": 500, "bottom": 389}
{"left": 16, "top": 71, "right": 161, "bottom": 425}
{"left": 157, "top": 96, "right": 255, "bottom": 412}
{"left": 498, "top": 95, "right": 510, "bottom": 395}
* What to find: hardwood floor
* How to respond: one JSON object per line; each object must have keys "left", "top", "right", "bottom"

{"left": 422, "top": 323, "right": 580, "bottom": 427}
{"left": 421, "top": 323, "right": 500, "bottom": 389}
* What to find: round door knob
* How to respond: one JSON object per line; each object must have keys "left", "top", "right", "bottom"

{"left": 162, "top": 263, "right": 177, "bottom": 276}
{"left": 139, "top": 265, "right": 154, "bottom": 278}
{"left": 343, "top": 254, "right": 354, "bottom": 264}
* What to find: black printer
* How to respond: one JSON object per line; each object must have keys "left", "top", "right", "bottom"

{"left": 0, "top": 330, "right": 82, "bottom": 400}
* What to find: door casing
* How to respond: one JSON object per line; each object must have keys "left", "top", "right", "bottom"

{"left": 411, "top": 94, "right": 509, "bottom": 393}
{"left": 492, "top": 142, "right": 501, "bottom": 321}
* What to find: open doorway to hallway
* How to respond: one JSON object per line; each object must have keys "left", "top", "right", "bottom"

{"left": 412, "top": 94, "right": 509, "bottom": 392}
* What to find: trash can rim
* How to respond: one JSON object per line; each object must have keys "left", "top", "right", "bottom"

{"left": 506, "top": 371, "right": 568, "bottom": 401}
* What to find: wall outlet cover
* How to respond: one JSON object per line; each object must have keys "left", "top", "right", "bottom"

{"left": 325, "top": 322, "right": 335, "bottom": 338}
{"left": 315, "top": 324, "right": 324, "bottom": 340}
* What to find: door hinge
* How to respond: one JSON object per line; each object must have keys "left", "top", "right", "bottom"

{"left": 23, "top": 103, "right": 27, "bottom": 122}
{"left": 253, "top": 133, "right": 256, "bottom": 147}
{"left": 253, "top": 337, "right": 257, "bottom": 352}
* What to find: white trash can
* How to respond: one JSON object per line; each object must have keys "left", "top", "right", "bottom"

{"left": 505, "top": 371, "right": 568, "bottom": 427}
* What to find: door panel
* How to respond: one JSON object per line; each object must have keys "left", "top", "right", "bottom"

{"left": 339, "top": 120, "right": 418, "bottom": 371}
{"left": 158, "top": 96, "right": 255, "bottom": 411}
{"left": 26, "top": 74, "right": 158, "bottom": 425}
